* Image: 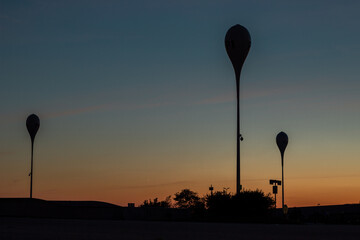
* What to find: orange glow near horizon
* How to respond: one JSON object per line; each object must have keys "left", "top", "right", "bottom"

{"left": 2, "top": 174, "right": 359, "bottom": 208}
{"left": 1, "top": 148, "right": 360, "bottom": 208}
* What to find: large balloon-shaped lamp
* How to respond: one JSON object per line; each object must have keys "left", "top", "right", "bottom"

{"left": 225, "top": 24, "right": 251, "bottom": 194}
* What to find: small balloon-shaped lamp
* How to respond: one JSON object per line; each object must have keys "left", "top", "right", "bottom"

{"left": 276, "top": 131, "right": 288, "bottom": 166}
{"left": 26, "top": 114, "right": 40, "bottom": 199}
{"left": 276, "top": 131, "right": 288, "bottom": 211}
{"left": 225, "top": 24, "right": 251, "bottom": 194}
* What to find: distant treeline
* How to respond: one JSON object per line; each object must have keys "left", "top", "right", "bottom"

{"left": 140, "top": 188, "right": 360, "bottom": 224}
{"left": 140, "top": 188, "right": 275, "bottom": 222}
{"left": 1, "top": 192, "right": 359, "bottom": 224}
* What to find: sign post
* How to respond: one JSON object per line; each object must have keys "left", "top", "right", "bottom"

{"left": 269, "top": 179, "right": 281, "bottom": 208}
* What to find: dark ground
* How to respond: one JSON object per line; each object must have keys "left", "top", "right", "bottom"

{"left": 1, "top": 217, "right": 360, "bottom": 240}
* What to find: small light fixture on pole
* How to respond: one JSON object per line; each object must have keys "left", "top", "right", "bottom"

{"left": 26, "top": 114, "right": 40, "bottom": 199}
{"left": 225, "top": 24, "right": 251, "bottom": 195}
{"left": 276, "top": 131, "right": 288, "bottom": 212}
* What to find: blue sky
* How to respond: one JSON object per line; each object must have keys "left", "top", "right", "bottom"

{"left": 1, "top": 0, "right": 360, "bottom": 206}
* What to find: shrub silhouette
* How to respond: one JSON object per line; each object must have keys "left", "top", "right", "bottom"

{"left": 205, "top": 188, "right": 232, "bottom": 215}
{"left": 205, "top": 189, "right": 275, "bottom": 221}
{"left": 140, "top": 196, "right": 172, "bottom": 208}
{"left": 140, "top": 188, "right": 274, "bottom": 222}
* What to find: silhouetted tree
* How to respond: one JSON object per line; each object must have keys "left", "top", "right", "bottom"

{"left": 205, "top": 188, "right": 275, "bottom": 222}
{"left": 173, "top": 189, "right": 205, "bottom": 219}
{"left": 173, "top": 189, "right": 204, "bottom": 209}
{"left": 205, "top": 188, "right": 232, "bottom": 213}
{"left": 140, "top": 188, "right": 274, "bottom": 222}
{"left": 140, "top": 196, "right": 172, "bottom": 208}
{"left": 232, "top": 189, "right": 275, "bottom": 217}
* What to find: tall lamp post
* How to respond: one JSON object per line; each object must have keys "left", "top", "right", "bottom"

{"left": 26, "top": 114, "right": 40, "bottom": 199}
{"left": 225, "top": 24, "right": 251, "bottom": 195}
{"left": 276, "top": 131, "right": 288, "bottom": 211}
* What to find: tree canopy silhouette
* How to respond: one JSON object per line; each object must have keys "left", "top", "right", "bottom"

{"left": 205, "top": 189, "right": 275, "bottom": 221}
{"left": 140, "top": 196, "right": 172, "bottom": 208}
{"left": 173, "top": 189, "right": 203, "bottom": 209}
{"left": 140, "top": 188, "right": 275, "bottom": 222}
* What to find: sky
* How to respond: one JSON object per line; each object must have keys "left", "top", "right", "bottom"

{"left": 1, "top": 0, "right": 360, "bottom": 208}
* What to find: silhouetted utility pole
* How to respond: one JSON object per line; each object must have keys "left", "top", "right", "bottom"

{"left": 26, "top": 114, "right": 40, "bottom": 199}
{"left": 225, "top": 24, "right": 251, "bottom": 195}
{"left": 276, "top": 132, "right": 288, "bottom": 212}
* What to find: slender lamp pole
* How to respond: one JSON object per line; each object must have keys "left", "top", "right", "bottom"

{"left": 276, "top": 131, "right": 288, "bottom": 211}
{"left": 225, "top": 24, "right": 251, "bottom": 194}
{"left": 26, "top": 114, "right": 40, "bottom": 199}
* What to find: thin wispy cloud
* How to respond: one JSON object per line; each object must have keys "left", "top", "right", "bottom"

{"left": 0, "top": 151, "right": 15, "bottom": 156}
{"left": 42, "top": 101, "right": 174, "bottom": 119}
{"left": 196, "top": 85, "right": 304, "bottom": 105}
{"left": 242, "top": 174, "right": 360, "bottom": 183}
{"left": 195, "top": 92, "right": 234, "bottom": 105}
{"left": 0, "top": 13, "right": 22, "bottom": 26}
{"left": 39, "top": 84, "right": 306, "bottom": 119}
{"left": 117, "top": 180, "right": 192, "bottom": 190}
{"left": 42, "top": 104, "right": 113, "bottom": 119}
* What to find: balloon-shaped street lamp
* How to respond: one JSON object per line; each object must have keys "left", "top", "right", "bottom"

{"left": 225, "top": 24, "right": 251, "bottom": 194}
{"left": 276, "top": 131, "right": 288, "bottom": 211}
{"left": 26, "top": 114, "right": 40, "bottom": 199}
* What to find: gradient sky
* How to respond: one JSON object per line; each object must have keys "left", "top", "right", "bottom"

{"left": 1, "top": 0, "right": 360, "bottom": 208}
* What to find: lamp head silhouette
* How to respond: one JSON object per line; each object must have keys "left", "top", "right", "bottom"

{"left": 276, "top": 131, "right": 288, "bottom": 165}
{"left": 26, "top": 114, "right": 40, "bottom": 142}
{"left": 225, "top": 24, "right": 251, "bottom": 81}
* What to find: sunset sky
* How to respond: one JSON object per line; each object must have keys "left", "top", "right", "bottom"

{"left": 1, "top": 0, "right": 360, "bottom": 208}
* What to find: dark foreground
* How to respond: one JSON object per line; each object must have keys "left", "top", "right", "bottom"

{"left": 1, "top": 217, "right": 360, "bottom": 240}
